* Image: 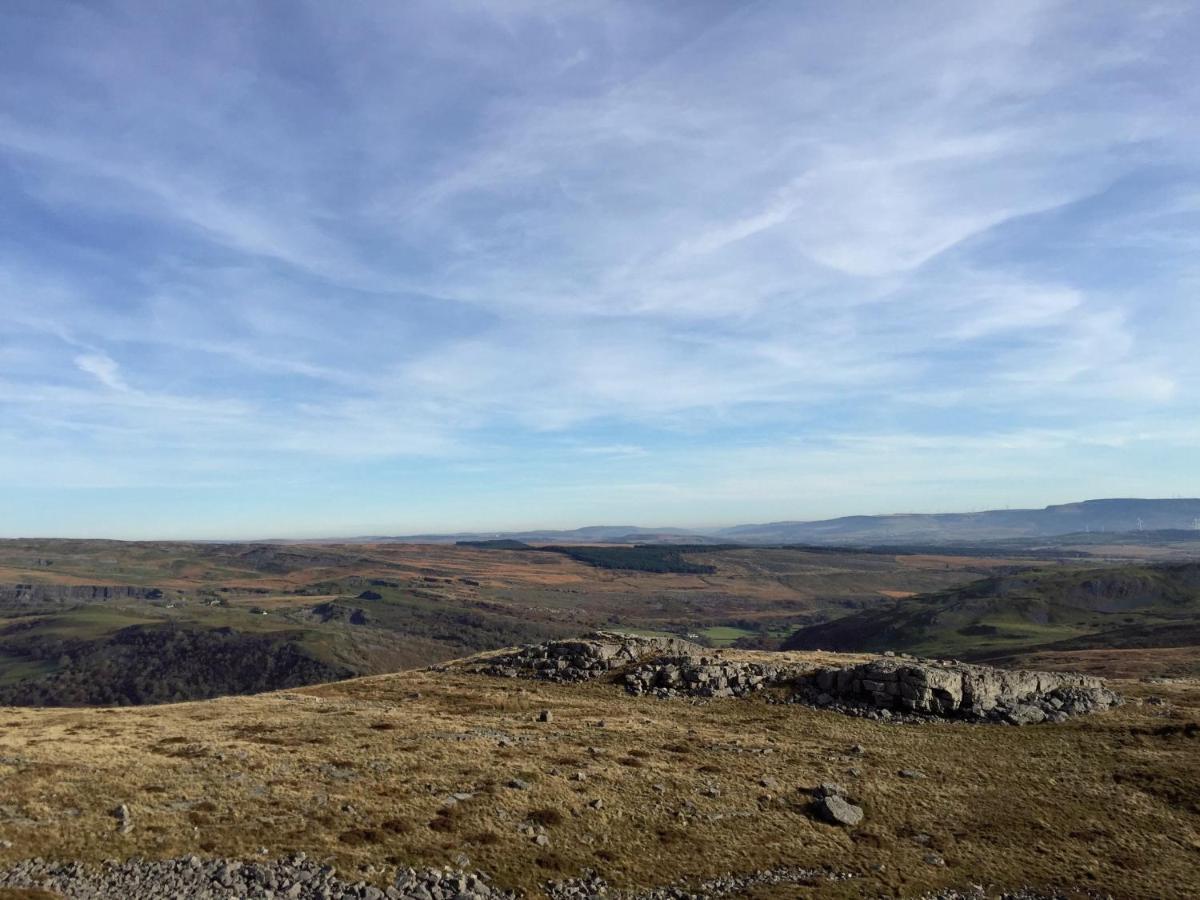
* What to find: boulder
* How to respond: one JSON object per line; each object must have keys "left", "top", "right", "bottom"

{"left": 815, "top": 794, "right": 863, "bottom": 827}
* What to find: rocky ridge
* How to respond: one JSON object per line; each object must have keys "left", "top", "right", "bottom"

{"left": 464, "top": 633, "right": 1121, "bottom": 724}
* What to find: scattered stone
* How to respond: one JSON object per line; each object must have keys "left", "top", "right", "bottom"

{"left": 113, "top": 804, "right": 133, "bottom": 834}
{"left": 546, "top": 865, "right": 848, "bottom": 899}
{"left": 506, "top": 778, "right": 530, "bottom": 790}
{"left": 538, "top": 709, "right": 553, "bottom": 723}
{"left": 759, "top": 776, "right": 780, "bottom": 790}
{"left": 898, "top": 769, "right": 926, "bottom": 779}
{"left": 588, "top": 798, "right": 604, "bottom": 810}
{"left": 809, "top": 783, "right": 863, "bottom": 826}
{"left": 1004, "top": 704, "right": 1046, "bottom": 726}
{"left": 813, "top": 782, "right": 847, "bottom": 799}
{"left": 0, "top": 855, "right": 519, "bottom": 899}
{"left": 815, "top": 794, "right": 863, "bottom": 827}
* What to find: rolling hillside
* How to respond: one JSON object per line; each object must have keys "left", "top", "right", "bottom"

{"left": 0, "top": 540, "right": 1002, "bottom": 706}
{"left": 783, "top": 562, "right": 1200, "bottom": 674}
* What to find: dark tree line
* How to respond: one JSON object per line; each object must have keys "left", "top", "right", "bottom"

{"left": 0, "top": 624, "right": 350, "bottom": 707}
{"left": 540, "top": 545, "right": 720, "bottom": 574}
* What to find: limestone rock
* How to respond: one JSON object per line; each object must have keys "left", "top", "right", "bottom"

{"left": 815, "top": 794, "right": 863, "bottom": 827}
{"left": 465, "top": 634, "right": 1121, "bottom": 726}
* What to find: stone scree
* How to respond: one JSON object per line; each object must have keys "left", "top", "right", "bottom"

{"left": 0, "top": 854, "right": 514, "bottom": 899}
{"left": 465, "top": 634, "right": 1120, "bottom": 724}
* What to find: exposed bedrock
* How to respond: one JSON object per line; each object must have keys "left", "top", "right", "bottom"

{"left": 0, "top": 583, "right": 165, "bottom": 606}
{"left": 798, "top": 657, "right": 1122, "bottom": 724}
{"left": 465, "top": 634, "right": 1121, "bottom": 724}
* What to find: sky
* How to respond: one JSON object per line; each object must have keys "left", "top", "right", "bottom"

{"left": 1, "top": 1, "right": 1199, "bottom": 539}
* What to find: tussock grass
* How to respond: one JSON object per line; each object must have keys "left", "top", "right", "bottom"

{"left": 0, "top": 652, "right": 1197, "bottom": 898}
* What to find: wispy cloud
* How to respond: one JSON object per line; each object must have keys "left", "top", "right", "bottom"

{"left": 73, "top": 353, "right": 128, "bottom": 391}
{"left": 0, "top": 0, "right": 1197, "bottom": 536}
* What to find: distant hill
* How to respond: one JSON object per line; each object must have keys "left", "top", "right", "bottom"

{"left": 782, "top": 561, "right": 1200, "bottom": 661}
{"left": 281, "top": 498, "right": 1200, "bottom": 547}
{"left": 716, "top": 498, "right": 1200, "bottom": 545}
{"left": 352, "top": 525, "right": 713, "bottom": 545}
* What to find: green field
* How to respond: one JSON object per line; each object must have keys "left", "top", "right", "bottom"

{"left": 697, "top": 625, "right": 756, "bottom": 646}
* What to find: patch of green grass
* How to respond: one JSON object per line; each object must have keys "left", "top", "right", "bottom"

{"left": 698, "top": 626, "right": 756, "bottom": 646}
{"left": 608, "top": 626, "right": 682, "bottom": 640}
{"left": 0, "top": 651, "right": 58, "bottom": 686}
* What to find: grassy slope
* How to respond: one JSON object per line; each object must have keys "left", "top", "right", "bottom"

{"left": 0, "top": 652, "right": 1197, "bottom": 899}
{"left": 783, "top": 563, "right": 1200, "bottom": 675}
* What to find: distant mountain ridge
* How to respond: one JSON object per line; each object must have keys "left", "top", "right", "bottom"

{"left": 713, "top": 498, "right": 1200, "bottom": 545}
{"left": 332, "top": 525, "right": 712, "bottom": 545}
{"left": 326, "top": 498, "right": 1200, "bottom": 546}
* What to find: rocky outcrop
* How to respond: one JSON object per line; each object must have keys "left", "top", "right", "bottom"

{"left": 465, "top": 634, "right": 1121, "bottom": 724}
{"left": 797, "top": 657, "right": 1122, "bottom": 724}
{"left": 622, "top": 657, "right": 787, "bottom": 699}
{"left": 0, "top": 583, "right": 165, "bottom": 607}
{"left": 467, "top": 632, "right": 705, "bottom": 683}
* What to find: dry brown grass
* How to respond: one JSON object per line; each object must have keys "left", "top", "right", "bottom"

{"left": 0, "top": 651, "right": 1198, "bottom": 899}
{"left": 1011, "top": 647, "right": 1200, "bottom": 680}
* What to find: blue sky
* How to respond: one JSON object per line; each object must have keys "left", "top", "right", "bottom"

{"left": 2, "top": 1, "right": 1198, "bottom": 539}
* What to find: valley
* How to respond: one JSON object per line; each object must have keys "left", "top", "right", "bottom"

{"left": 3, "top": 536, "right": 1200, "bottom": 705}
{"left": 0, "top": 539, "right": 1018, "bottom": 706}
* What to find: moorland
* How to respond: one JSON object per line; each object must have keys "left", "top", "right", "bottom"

{"left": 3, "top": 530, "right": 1200, "bottom": 705}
